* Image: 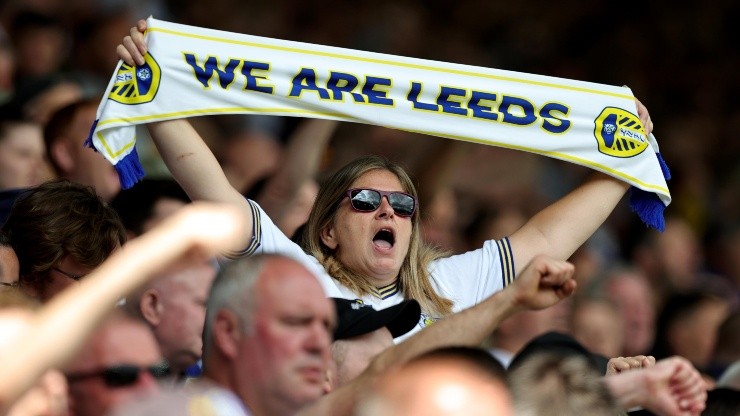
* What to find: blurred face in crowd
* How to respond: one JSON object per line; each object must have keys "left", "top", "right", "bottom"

{"left": 149, "top": 262, "right": 217, "bottom": 374}
{"left": 0, "top": 122, "right": 47, "bottom": 190}
{"left": 667, "top": 297, "right": 730, "bottom": 368}
{"left": 606, "top": 273, "right": 656, "bottom": 356}
{"left": 50, "top": 104, "right": 120, "bottom": 201}
{"left": 570, "top": 299, "right": 624, "bottom": 359}
{"left": 322, "top": 169, "right": 413, "bottom": 286}
{"left": 66, "top": 317, "right": 162, "bottom": 416}
{"left": 35, "top": 255, "right": 93, "bottom": 302}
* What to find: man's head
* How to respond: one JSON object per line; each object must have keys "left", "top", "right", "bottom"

{"left": 126, "top": 261, "right": 217, "bottom": 375}
{"left": 327, "top": 298, "right": 420, "bottom": 391}
{"left": 202, "top": 254, "right": 335, "bottom": 416}
{"left": 64, "top": 312, "right": 164, "bottom": 416}
{"left": 3, "top": 179, "right": 126, "bottom": 301}
{"left": 44, "top": 99, "right": 120, "bottom": 201}
{"left": 357, "top": 346, "right": 512, "bottom": 416}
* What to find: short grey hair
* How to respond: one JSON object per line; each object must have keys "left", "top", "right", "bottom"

{"left": 201, "top": 255, "right": 269, "bottom": 359}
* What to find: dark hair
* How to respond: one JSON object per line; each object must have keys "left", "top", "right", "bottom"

{"left": 3, "top": 179, "right": 126, "bottom": 287}
{"left": 0, "top": 229, "right": 10, "bottom": 247}
{"left": 508, "top": 331, "right": 609, "bottom": 375}
{"left": 702, "top": 388, "right": 740, "bottom": 416}
{"left": 651, "top": 291, "right": 728, "bottom": 361}
{"left": 110, "top": 178, "right": 190, "bottom": 236}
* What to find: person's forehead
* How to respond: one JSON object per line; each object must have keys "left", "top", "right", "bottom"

{"left": 259, "top": 261, "right": 333, "bottom": 316}
{"left": 350, "top": 169, "right": 404, "bottom": 190}
{"left": 97, "top": 321, "right": 161, "bottom": 365}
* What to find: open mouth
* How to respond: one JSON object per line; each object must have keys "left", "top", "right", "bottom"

{"left": 373, "top": 228, "right": 395, "bottom": 249}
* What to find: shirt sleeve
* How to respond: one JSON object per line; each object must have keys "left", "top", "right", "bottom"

{"left": 230, "top": 199, "right": 344, "bottom": 297}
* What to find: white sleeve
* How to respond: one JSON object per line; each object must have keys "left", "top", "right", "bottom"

{"left": 428, "top": 237, "right": 515, "bottom": 311}
{"left": 243, "top": 199, "right": 344, "bottom": 297}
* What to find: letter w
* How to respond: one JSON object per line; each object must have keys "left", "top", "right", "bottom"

{"left": 184, "top": 54, "right": 240, "bottom": 89}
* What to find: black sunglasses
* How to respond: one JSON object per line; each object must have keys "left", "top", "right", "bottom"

{"left": 65, "top": 362, "right": 170, "bottom": 387}
{"left": 345, "top": 188, "right": 416, "bottom": 217}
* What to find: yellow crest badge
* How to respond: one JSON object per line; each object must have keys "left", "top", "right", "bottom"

{"left": 109, "top": 53, "right": 161, "bottom": 105}
{"left": 594, "top": 107, "right": 648, "bottom": 158}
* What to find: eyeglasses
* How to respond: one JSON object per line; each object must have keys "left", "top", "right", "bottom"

{"left": 65, "top": 363, "right": 170, "bottom": 387}
{"left": 345, "top": 188, "right": 416, "bottom": 217}
{"left": 51, "top": 267, "right": 86, "bottom": 281}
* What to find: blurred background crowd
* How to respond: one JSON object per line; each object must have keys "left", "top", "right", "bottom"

{"left": 0, "top": 0, "right": 738, "bottom": 389}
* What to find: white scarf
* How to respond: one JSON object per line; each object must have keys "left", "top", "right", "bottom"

{"left": 88, "top": 17, "right": 671, "bottom": 230}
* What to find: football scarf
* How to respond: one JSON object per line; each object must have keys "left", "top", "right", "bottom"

{"left": 88, "top": 17, "right": 671, "bottom": 230}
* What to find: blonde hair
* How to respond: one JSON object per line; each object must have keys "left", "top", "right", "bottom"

{"left": 304, "top": 156, "right": 453, "bottom": 317}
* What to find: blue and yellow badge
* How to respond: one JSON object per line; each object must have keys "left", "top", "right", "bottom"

{"left": 594, "top": 107, "right": 648, "bottom": 158}
{"left": 419, "top": 313, "right": 439, "bottom": 329}
{"left": 109, "top": 53, "right": 161, "bottom": 105}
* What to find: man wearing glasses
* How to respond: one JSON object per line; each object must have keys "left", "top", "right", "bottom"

{"left": 63, "top": 311, "right": 165, "bottom": 416}
{"left": 2, "top": 179, "right": 126, "bottom": 301}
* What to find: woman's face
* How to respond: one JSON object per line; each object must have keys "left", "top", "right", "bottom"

{"left": 320, "top": 169, "right": 413, "bottom": 286}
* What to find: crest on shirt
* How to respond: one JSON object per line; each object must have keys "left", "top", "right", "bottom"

{"left": 109, "top": 53, "right": 161, "bottom": 105}
{"left": 594, "top": 107, "right": 648, "bottom": 158}
{"left": 419, "top": 313, "right": 439, "bottom": 328}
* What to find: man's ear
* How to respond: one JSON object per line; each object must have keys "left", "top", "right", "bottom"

{"left": 320, "top": 225, "right": 338, "bottom": 250}
{"left": 140, "top": 289, "right": 163, "bottom": 326}
{"left": 49, "top": 139, "right": 74, "bottom": 174}
{"left": 213, "top": 310, "right": 240, "bottom": 360}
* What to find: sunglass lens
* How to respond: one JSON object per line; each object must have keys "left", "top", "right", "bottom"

{"left": 149, "top": 362, "right": 171, "bottom": 378}
{"left": 389, "top": 193, "right": 415, "bottom": 216}
{"left": 103, "top": 366, "right": 140, "bottom": 387}
{"left": 350, "top": 189, "right": 381, "bottom": 211}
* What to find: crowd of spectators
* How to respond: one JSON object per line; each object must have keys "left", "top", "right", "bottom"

{"left": 0, "top": 0, "right": 738, "bottom": 415}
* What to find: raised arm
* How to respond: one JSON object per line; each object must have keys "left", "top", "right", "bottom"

{"left": 256, "top": 118, "right": 337, "bottom": 231}
{"left": 300, "top": 255, "right": 576, "bottom": 416}
{"left": 509, "top": 99, "right": 653, "bottom": 275}
{"left": 119, "top": 21, "right": 254, "bottom": 252}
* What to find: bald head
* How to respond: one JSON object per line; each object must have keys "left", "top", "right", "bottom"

{"left": 126, "top": 260, "right": 217, "bottom": 375}
{"left": 358, "top": 348, "right": 512, "bottom": 416}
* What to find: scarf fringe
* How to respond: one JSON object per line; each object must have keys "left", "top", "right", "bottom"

{"left": 84, "top": 119, "right": 98, "bottom": 150}
{"left": 113, "top": 147, "right": 146, "bottom": 189}
{"left": 656, "top": 152, "right": 671, "bottom": 181}
{"left": 629, "top": 188, "right": 665, "bottom": 231}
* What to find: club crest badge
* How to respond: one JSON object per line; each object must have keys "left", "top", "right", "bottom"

{"left": 109, "top": 53, "right": 161, "bottom": 105}
{"left": 594, "top": 107, "right": 648, "bottom": 158}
